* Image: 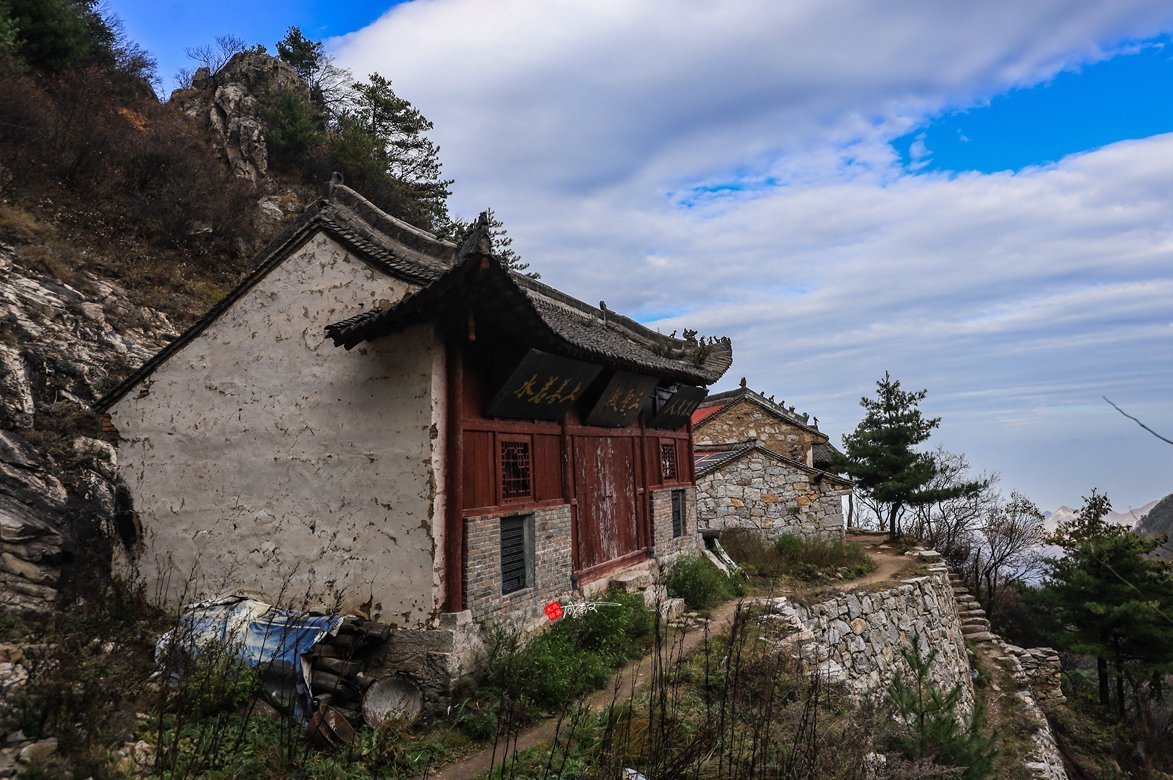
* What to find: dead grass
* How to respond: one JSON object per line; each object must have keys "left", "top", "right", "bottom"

{"left": 0, "top": 202, "right": 47, "bottom": 244}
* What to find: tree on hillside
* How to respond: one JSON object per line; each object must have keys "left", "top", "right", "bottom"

{"left": 3, "top": 0, "right": 114, "bottom": 74}
{"left": 274, "top": 26, "right": 351, "bottom": 119}
{"left": 338, "top": 72, "right": 452, "bottom": 232}
{"left": 833, "top": 373, "right": 984, "bottom": 538}
{"left": 1037, "top": 490, "right": 1173, "bottom": 718}
{"left": 909, "top": 448, "right": 998, "bottom": 560}
{"left": 966, "top": 491, "right": 1046, "bottom": 617}
{"left": 1136, "top": 493, "right": 1173, "bottom": 559}
{"left": 185, "top": 35, "right": 248, "bottom": 75}
{"left": 449, "top": 208, "right": 539, "bottom": 278}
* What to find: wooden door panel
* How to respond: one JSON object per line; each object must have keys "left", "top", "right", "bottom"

{"left": 574, "top": 436, "right": 640, "bottom": 570}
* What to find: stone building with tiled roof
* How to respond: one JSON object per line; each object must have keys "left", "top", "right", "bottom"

{"left": 691, "top": 379, "right": 850, "bottom": 539}
{"left": 96, "top": 184, "right": 731, "bottom": 702}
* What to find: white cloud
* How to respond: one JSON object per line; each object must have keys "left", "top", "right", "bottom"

{"left": 331, "top": 1, "right": 1173, "bottom": 510}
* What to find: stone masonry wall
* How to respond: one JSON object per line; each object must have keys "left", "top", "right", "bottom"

{"left": 695, "top": 399, "right": 822, "bottom": 464}
{"left": 696, "top": 449, "right": 846, "bottom": 540}
{"left": 464, "top": 505, "right": 574, "bottom": 627}
{"left": 367, "top": 609, "right": 483, "bottom": 713}
{"left": 765, "top": 562, "right": 975, "bottom": 715}
{"left": 650, "top": 486, "right": 701, "bottom": 563}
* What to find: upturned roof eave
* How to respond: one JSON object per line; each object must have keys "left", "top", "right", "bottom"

{"left": 325, "top": 251, "right": 733, "bottom": 387}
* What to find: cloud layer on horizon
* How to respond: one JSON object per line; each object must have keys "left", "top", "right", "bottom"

{"left": 331, "top": 0, "right": 1173, "bottom": 509}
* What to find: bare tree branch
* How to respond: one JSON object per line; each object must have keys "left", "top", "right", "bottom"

{"left": 1104, "top": 396, "right": 1173, "bottom": 446}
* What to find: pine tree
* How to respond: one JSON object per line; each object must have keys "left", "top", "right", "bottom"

{"left": 834, "top": 373, "right": 983, "bottom": 538}
{"left": 448, "top": 210, "right": 539, "bottom": 278}
{"left": 485, "top": 208, "right": 537, "bottom": 278}
{"left": 885, "top": 634, "right": 999, "bottom": 778}
{"left": 274, "top": 26, "right": 350, "bottom": 119}
{"left": 337, "top": 72, "right": 452, "bottom": 233}
{"left": 1036, "top": 490, "right": 1173, "bottom": 717}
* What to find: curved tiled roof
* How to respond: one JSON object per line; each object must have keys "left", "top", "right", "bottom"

{"left": 326, "top": 218, "right": 733, "bottom": 386}
{"left": 97, "top": 185, "right": 732, "bottom": 412}
{"left": 694, "top": 383, "right": 823, "bottom": 436}
{"left": 693, "top": 440, "right": 851, "bottom": 485}
{"left": 812, "top": 441, "right": 844, "bottom": 470}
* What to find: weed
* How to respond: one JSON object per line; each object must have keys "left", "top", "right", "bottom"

{"left": 666, "top": 554, "right": 737, "bottom": 610}
{"left": 483, "top": 601, "right": 879, "bottom": 778}
{"left": 723, "top": 530, "right": 877, "bottom": 586}
{"left": 457, "top": 586, "right": 657, "bottom": 741}
{"left": 0, "top": 202, "right": 46, "bottom": 243}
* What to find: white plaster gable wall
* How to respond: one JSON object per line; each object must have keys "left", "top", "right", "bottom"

{"left": 110, "top": 234, "right": 444, "bottom": 627}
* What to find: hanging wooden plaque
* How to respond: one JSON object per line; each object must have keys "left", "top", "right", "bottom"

{"left": 485, "top": 349, "right": 602, "bottom": 420}
{"left": 583, "top": 371, "right": 661, "bottom": 427}
{"left": 648, "top": 385, "right": 708, "bottom": 429}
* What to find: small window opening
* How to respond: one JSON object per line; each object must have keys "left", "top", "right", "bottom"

{"left": 671, "top": 489, "right": 686, "bottom": 538}
{"left": 500, "top": 439, "right": 532, "bottom": 500}
{"left": 661, "top": 443, "right": 677, "bottom": 481}
{"left": 500, "top": 515, "right": 532, "bottom": 594}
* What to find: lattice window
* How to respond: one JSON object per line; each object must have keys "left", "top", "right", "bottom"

{"left": 671, "top": 489, "right": 686, "bottom": 538}
{"left": 500, "top": 438, "right": 532, "bottom": 501}
{"left": 661, "top": 443, "right": 677, "bottom": 481}
{"left": 500, "top": 515, "right": 530, "bottom": 594}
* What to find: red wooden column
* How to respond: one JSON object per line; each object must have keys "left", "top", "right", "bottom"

{"left": 442, "top": 333, "right": 465, "bottom": 612}
{"left": 637, "top": 419, "right": 651, "bottom": 552}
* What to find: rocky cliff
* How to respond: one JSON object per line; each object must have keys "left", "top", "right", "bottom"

{"left": 0, "top": 242, "right": 174, "bottom": 614}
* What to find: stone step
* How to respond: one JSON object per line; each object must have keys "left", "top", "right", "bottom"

{"left": 964, "top": 631, "right": 997, "bottom": 643}
{"left": 962, "top": 618, "right": 991, "bottom": 630}
{"left": 959, "top": 608, "right": 987, "bottom": 618}
{"left": 961, "top": 622, "right": 992, "bottom": 635}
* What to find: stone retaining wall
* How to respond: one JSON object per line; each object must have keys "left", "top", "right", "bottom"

{"left": 765, "top": 561, "right": 974, "bottom": 714}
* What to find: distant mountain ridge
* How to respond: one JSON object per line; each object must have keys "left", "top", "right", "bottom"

{"left": 1043, "top": 498, "right": 1162, "bottom": 533}
{"left": 1135, "top": 494, "right": 1173, "bottom": 558}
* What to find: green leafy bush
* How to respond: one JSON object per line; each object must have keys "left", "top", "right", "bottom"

{"left": 458, "top": 588, "right": 655, "bottom": 738}
{"left": 666, "top": 554, "right": 736, "bottom": 610}
{"left": 560, "top": 586, "right": 652, "bottom": 666}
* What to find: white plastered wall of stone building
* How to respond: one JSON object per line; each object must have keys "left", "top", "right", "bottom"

{"left": 109, "top": 233, "right": 447, "bottom": 627}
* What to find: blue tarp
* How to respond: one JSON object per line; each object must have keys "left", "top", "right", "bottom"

{"left": 156, "top": 596, "right": 343, "bottom": 722}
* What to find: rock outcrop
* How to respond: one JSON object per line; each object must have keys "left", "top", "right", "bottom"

{"left": 0, "top": 243, "right": 174, "bottom": 615}
{"left": 170, "top": 51, "right": 309, "bottom": 185}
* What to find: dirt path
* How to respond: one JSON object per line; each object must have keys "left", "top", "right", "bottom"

{"left": 847, "top": 532, "right": 919, "bottom": 587}
{"left": 425, "top": 535, "right": 913, "bottom": 779}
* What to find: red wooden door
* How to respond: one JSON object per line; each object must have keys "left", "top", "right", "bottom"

{"left": 573, "top": 436, "right": 641, "bottom": 571}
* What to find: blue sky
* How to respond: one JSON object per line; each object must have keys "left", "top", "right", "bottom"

{"left": 110, "top": 0, "right": 401, "bottom": 90}
{"left": 893, "top": 36, "right": 1173, "bottom": 173}
{"left": 106, "top": 1, "right": 1173, "bottom": 513}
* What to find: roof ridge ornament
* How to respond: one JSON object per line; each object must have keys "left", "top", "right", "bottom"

{"left": 327, "top": 171, "right": 343, "bottom": 200}
{"left": 456, "top": 211, "right": 494, "bottom": 259}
